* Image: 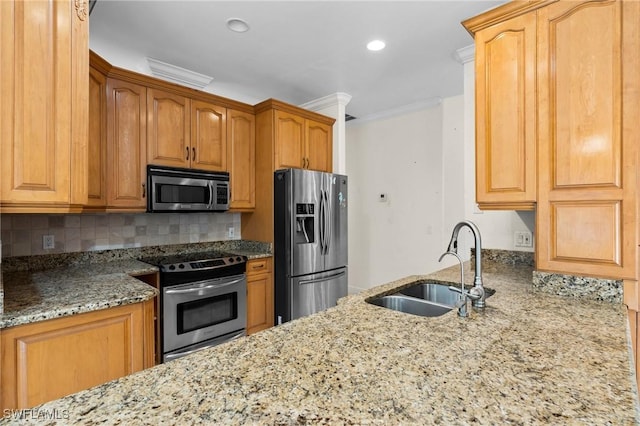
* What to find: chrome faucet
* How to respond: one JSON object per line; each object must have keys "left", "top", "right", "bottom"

{"left": 445, "top": 220, "right": 485, "bottom": 308}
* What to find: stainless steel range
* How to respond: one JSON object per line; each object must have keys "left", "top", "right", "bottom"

{"left": 140, "top": 251, "right": 247, "bottom": 363}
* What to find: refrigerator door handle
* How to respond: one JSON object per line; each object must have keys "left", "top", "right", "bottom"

{"left": 325, "top": 189, "right": 332, "bottom": 254}
{"left": 298, "top": 270, "right": 346, "bottom": 285}
{"left": 321, "top": 190, "right": 329, "bottom": 255}
{"left": 319, "top": 190, "right": 325, "bottom": 254}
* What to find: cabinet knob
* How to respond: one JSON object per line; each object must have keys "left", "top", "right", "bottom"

{"left": 142, "top": 183, "right": 146, "bottom": 198}
{"left": 192, "top": 147, "right": 196, "bottom": 161}
{"left": 186, "top": 147, "right": 190, "bottom": 161}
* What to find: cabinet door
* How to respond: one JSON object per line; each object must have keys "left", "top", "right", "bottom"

{"left": 274, "top": 110, "right": 305, "bottom": 169}
{"left": 536, "top": 0, "right": 638, "bottom": 278}
{"left": 1, "top": 0, "right": 88, "bottom": 210}
{"left": 305, "top": 119, "right": 333, "bottom": 172}
{"left": 106, "top": 78, "right": 147, "bottom": 209}
{"left": 474, "top": 12, "right": 536, "bottom": 209}
{"left": 227, "top": 109, "right": 255, "bottom": 210}
{"left": 1, "top": 303, "right": 146, "bottom": 410}
{"left": 147, "top": 88, "right": 190, "bottom": 168}
{"left": 246, "top": 258, "right": 274, "bottom": 335}
{"left": 191, "top": 100, "right": 227, "bottom": 171}
{"left": 87, "top": 66, "right": 108, "bottom": 208}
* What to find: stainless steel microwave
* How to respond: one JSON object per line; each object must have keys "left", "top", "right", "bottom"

{"left": 147, "top": 165, "right": 230, "bottom": 212}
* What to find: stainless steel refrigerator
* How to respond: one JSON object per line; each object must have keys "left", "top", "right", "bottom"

{"left": 274, "top": 168, "right": 348, "bottom": 324}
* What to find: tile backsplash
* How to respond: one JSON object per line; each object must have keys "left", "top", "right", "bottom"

{"left": 0, "top": 212, "right": 241, "bottom": 258}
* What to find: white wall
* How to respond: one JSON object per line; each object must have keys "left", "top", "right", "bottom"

{"left": 346, "top": 106, "right": 447, "bottom": 293}
{"left": 345, "top": 58, "right": 535, "bottom": 293}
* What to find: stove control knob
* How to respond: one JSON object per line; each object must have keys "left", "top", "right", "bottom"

{"left": 236, "top": 256, "right": 242, "bottom": 262}
{"left": 169, "top": 265, "right": 176, "bottom": 271}
{"left": 178, "top": 263, "right": 185, "bottom": 269}
{"left": 229, "top": 257, "right": 235, "bottom": 263}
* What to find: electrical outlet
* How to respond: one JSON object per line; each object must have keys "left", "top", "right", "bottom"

{"left": 43, "top": 235, "right": 55, "bottom": 250}
{"left": 228, "top": 227, "right": 235, "bottom": 238}
{"left": 514, "top": 231, "right": 533, "bottom": 248}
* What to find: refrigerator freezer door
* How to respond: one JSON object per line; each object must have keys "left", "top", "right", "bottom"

{"left": 290, "top": 267, "right": 348, "bottom": 320}
{"left": 323, "top": 173, "right": 348, "bottom": 271}
{"left": 290, "top": 169, "right": 323, "bottom": 276}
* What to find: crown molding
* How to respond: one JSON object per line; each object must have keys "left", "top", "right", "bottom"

{"left": 454, "top": 45, "right": 475, "bottom": 64}
{"left": 300, "top": 92, "right": 353, "bottom": 111}
{"left": 146, "top": 57, "right": 214, "bottom": 89}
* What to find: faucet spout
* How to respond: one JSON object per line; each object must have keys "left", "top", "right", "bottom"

{"left": 445, "top": 220, "right": 485, "bottom": 308}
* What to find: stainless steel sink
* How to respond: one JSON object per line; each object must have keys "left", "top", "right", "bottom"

{"left": 367, "top": 294, "right": 453, "bottom": 317}
{"left": 400, "top": 281, "right": 495, "bottom": 303}
{"left": 366, "top": 281, "right": 495, "bottom": 318}
{"left": 398, "top": 282, "right": 460, "bottom": 306}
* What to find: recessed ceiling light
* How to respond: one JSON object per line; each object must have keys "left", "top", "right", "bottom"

{"left": 367, "top": 40, "right": 386, "bottom": 51}
{"left": 227, "top": 18, "right": 249, "bottom": 33}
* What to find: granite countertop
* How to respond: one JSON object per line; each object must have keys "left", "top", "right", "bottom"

{"left": 0, "top": 240, "right": 272, "bottom": 328}
{"left": 1, "top": 260, "right": 159, "bottom": 329}
{"left": 12, "top": 259, "right": 638, "bottom": 425}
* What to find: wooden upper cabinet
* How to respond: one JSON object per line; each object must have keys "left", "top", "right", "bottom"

{"left": 274, "top": 110, "right": 306, "bottom": 169}
{"left": 0, "top": 0, "right": 88, "bottom": 212}
{"left": 274, "top": 110, "right": 333, "bottom": 172}
{"left": 536, "top": 0, "right": 638, "bottom": 279}
{"left": 87, "top": 65, "right": 108, "bottom": 208}
{"left": 228, "top": 109, "right": 256, "bottom": 210}
{"left": 305, "top": 119, "right": 332, "bottom": 172}
{"left": 106, "top": 78, "right": 148, "bottom": 210}
{"left": 191, "top": 100, "right": 227, "bottom": 172}
{"left": 147, "top": 88, "right": 191, "bottom": 169}
{"left": 473, "top": 12, "right": 536, "bottom": 210}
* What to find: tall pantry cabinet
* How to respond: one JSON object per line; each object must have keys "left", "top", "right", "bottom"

{"left": 1, "top": 0, "right": 89, "bottom": 212}
{"left": 464, "top": 0, "right": 640, "bottom": 385}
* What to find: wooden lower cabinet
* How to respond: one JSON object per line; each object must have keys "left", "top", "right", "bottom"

{"left": 1, "top": 301, "right": 155, "bottom": 410}
{"left": 246, "top": 258, "right": 274, "bottom": 335}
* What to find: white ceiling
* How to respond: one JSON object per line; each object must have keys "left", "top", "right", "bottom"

{"left": 89, "top": 0, "right": 505, "bottom": 120}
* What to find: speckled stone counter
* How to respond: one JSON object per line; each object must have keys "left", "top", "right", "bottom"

{"left": 0, "top": 240, "right": 271, "bottom": 327}
{"left": 1, "top": 260, "right": 159, "bottom": 329}
{"left": 7, "top": 259, "right": 637, "bottom": 425}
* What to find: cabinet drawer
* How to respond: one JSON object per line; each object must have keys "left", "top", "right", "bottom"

{"left": 247, "top": 258, "right": 271, "bottom": 275}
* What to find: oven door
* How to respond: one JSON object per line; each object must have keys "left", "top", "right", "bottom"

{"left": 162, "top": 274, "right": 247, "bottom": 354}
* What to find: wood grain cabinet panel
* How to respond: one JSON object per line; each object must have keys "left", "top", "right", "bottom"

{"left": 147, "top": 88, "right": 191, "bottom": 169}
{"left": 536, "top": 0, "right": 638, "bottom": 279}
{"left": 86, "top": 65, "right": 108, "bottom": 208}
{"left": 274, "top": 111, "right": 306, "bottom": 170}
{"left": 306, "top": 120, "right": 332, "bottom": 173}
{"left": 191, "top": 100, "right": 227, "bottom": 172}
{"left": 474, "top": 12, "right": 536, "bottom": 210}
{"left": 106, "top": 78, "right": 148, "bottom": 210}
{"left": 227, "top": 109, "right": 256, "bottom": 210}
{"left": 1, "top": 302, "right": 153, "bottom": 410}
{"left": 0, "top": 0, "right": 88, "bottom": 212}
{"left": 246, "top": 258, "right": 274, "bottom": 335}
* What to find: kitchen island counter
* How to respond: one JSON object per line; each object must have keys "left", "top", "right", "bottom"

{"left": 9, "top": 258, "right": 638, "bottom": 424}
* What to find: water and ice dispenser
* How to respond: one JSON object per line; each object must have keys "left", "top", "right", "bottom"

{"left": 295, "top": 203, "right": 315, "bottom": 244}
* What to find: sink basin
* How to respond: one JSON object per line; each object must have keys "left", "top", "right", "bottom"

{"left": 367, "top": 295, "right": 453, "bottom": 317}
{"left": 366, "top": 281, "right": 496, "bottom": 318}
{"left": 398, "top": 282, "right": 461, "bottom": 306}
{"left": 399, "top": 281, "right": 496, "bottom": 305}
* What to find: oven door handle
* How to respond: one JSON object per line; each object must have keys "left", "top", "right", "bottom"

{"left": 163, "top": 331, "right": 245, "bottom": 361}
{"left": 164, "top": 277, "right": 244, "bottom": 294}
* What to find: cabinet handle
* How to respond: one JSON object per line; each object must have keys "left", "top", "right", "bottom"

{"left": 142, "top": 183, "right": 146, "bottom": 198}
{"left": 186, "top": 147, "right": 190, "bottom": 161}
{"left": 192, "top": 147, "right": 196, "bottom": 161}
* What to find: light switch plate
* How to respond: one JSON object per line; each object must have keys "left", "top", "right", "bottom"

{"left": 43, "top": 235, "right": 55, "bottom": 250}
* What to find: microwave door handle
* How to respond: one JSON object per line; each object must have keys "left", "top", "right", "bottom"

{"left": 208, "top": 181, "right": 214, "bottom": 210}
{"left": 164, "top": 277, "right": 244, "bottom": 294}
